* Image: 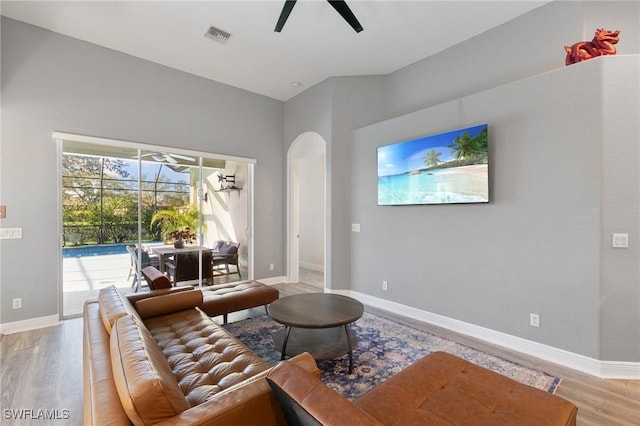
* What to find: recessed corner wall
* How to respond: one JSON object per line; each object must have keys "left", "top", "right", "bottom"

{"left": 351, "top": 55, "right": 639, "bottom": 362}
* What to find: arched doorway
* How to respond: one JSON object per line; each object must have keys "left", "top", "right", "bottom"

{"left": 287, "top": 132, "right": 326, "bottom": 288}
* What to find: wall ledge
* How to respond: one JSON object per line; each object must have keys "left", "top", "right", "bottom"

{"left": 0, "top": 315, "right": 60, "bottom": 335}
{"left": 332, "top": 289, "right": 640, "bottom": 380}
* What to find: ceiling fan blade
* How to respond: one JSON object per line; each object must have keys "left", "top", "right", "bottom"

{"left": 275, "top": 0, "right": 297, "bottom": 32}
{"left": 138, "top": 152, "right": 166, "bottom": 162}
{"left": 163, "top": 154, "right": 178, "bottom": 164}
{"left": 170, "top": 153, "right": 196, "bottom": 162}
{"left": 328, "top": 0, "right": 363, "bottom": 33}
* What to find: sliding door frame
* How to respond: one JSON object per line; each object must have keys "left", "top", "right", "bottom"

{"left": 54, "top": 131, "right": 256, "bottom": 318}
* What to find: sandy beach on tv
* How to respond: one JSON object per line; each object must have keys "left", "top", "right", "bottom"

{"left": 433, "top": 164, "right": 487, "bottom": 177}
{"left": 378, "top": 163, "right": 488, "bottom": 205}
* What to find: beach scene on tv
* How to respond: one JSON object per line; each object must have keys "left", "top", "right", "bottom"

{"left": 377, "top": 124, "right": 489, "bottom": 205}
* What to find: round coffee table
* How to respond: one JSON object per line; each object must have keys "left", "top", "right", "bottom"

{"left": 268, "top": 293, "right": 364, "bottom": 373}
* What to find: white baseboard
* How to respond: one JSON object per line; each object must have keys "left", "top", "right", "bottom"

{"left": 4, "top": 290, "right": 637, "bottom": 379}
{"left": 333, "top": 289, "right": 640, "bottom": 380}
{"left": 299, "top": 261, "right": 324, "bottom": 273}
{"left": 600, "top": 361, "right": 640, "bottom": 379}
{"left": 0, "top": 315, "right": 61, "bottom": 335}
{"left": 256, "top": 275, "right": 288, "bottom": 285}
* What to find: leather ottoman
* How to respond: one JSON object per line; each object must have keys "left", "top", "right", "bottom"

{"left": 200, "top": 281, "right": 279, "bottom": 323}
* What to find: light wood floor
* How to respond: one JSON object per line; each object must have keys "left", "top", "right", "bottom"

{"left": 1, "top": 281, "right": 638, "bottom": 425}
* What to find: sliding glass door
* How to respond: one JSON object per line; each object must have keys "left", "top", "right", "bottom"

{"left": 57, "top": 134, "right": 253, "bottom": 318}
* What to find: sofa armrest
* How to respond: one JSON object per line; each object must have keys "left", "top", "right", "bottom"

{"left": 141, "top": 265, "right": 173, "bottom": 290}
{"left": 83, "top": 300, "right": 132, "bottom": 426}
{"left": 152, "top": 353, "right": 320, "bottom": 426}
{"left": 266, "top": 359, "right": 381, "bottom": 426}
{"left": 126, "top": 286, "right": 194, "bottom": 304}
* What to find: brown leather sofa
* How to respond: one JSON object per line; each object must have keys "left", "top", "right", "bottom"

{"left": 85, "top": 284, "right": 577, "bottom": 426}
{"left": 267, "top": 351, "right": 578, "bottom": 426}
{"left": 83, "top": 285, "right": 319, "bottom": 426}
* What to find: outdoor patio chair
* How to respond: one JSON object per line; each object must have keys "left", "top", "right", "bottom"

{"left": 212, "top": 241, "right": 241, "bottom": 279}
{"left": 127, "top": 244, "right": 160, "bottom": 291}
{"left": 165, "top": 250, "right": 213, "bottom": 286}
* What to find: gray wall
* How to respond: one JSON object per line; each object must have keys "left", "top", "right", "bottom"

{"left": 599, "top": 58, "right": 640, "bottom": 360}
{"left": 1, "top": 18, "right": 284, "bottom": 323}
{"left": 384, "top": 1, "right": 640, "bottom": 116}
{"left": 284, "top": 0, "right": 639, "bottom": 361}
{"left": 352, "top": 55, "right": 639, "bottom": 361}
{"left": 3, "top": 1, "right": 638, "bottom": 363}
{"left": 284, "top": 76, "right": 388, "bottom": 290}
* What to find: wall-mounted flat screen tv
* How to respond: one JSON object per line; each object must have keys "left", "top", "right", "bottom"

{"left": 377, "top": 124, "right": 489, "bottom": 205}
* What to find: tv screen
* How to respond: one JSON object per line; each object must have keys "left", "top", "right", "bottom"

{"left": 377, "top": 124, "right": 489, "bottom": 205}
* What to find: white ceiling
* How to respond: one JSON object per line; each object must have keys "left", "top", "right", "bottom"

{"left": 1, "top": 1, "right": 550, "bottom": 101}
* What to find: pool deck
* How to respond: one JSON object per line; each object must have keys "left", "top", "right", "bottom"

{"left": 64, "top": 253, "right": 131, "bottom": 291}
{"left": 62, "top": 250, "right": 247, "bottom": 317}
{"left": 63, "top": 253, "right": 133, "bottom": 317}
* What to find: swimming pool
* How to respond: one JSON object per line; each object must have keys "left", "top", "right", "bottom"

{"left": 62, "top": 242, "right": 163, "bottom": 258}
{"left": 62, "top": 243, "right": 132, "bottom": 258}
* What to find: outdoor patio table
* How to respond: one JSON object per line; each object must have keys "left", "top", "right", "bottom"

{"left": 149, "top": 245, "right": 212, "bottom": 274}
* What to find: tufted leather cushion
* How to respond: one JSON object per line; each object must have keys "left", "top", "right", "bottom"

{"left": 98, "top": 285, "right": 139, "bottom": 334}
{"left": 143, "top": 308, "right": 272, "bottom": 407}
{"left": 110, "top": 315, "right": 190, "bottom": 426}
{"left": 134, "top": 289, "right": 203, "bottom": 319}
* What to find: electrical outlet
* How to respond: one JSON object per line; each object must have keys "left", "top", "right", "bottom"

{"left": 12, "top": 298, "right": 22, "bottom": 309}
{"left": 352, "top": 224, "right": 361, "bottom": 232}
{"left": 612, "top": 233, "right": 629, "bottom": 248}
{"left": 269, "top": 263, "right": 274, "bottom": 271}
{"left": 529, "top": 313, "right": 540, "bottom": 327}
{"left": 382, "top": 280, "right": 388, "bottom": 291}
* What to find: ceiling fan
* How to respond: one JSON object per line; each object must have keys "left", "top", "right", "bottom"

{"left": 140, "top": 151, "right": 195, "bottom": 164}
{"left": 275, "top": 0, "right": 363, "bottom": 33}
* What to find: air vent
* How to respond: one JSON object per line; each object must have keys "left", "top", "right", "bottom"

{"left": 205, "top": 26, "right": 231, "bottom": 44}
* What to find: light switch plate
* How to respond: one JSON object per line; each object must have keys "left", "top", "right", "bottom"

{"left": 0, "top": 228, "right": 22, "bottom": 239}
{"left": 612, "top": 233, "right": 629, "bottom": 248}
{"left": 351, "top": 224, "right": 360, "bottom": 232}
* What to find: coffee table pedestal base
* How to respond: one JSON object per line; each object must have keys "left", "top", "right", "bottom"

{"left": 273, "top": 326, "right": 357, "bottom": 373}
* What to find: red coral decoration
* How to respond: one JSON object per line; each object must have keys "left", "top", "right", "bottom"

{"left": 564, "top": 28, "right": 620, "bottom": 66}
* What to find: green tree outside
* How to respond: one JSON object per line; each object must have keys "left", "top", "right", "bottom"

{"left": 62, "top": 154, "right": 190, "bottom": 245}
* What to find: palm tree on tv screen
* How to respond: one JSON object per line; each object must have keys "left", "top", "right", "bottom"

{"left": 448, "top": 128, "right": 488, "bottom": 164}
{"left": 423, "top": 149, "right": 442, "bottom": 168}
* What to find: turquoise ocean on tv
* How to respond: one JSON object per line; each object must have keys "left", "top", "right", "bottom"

{"left": 378, "top": 165, "right": 488, "bottom": 205}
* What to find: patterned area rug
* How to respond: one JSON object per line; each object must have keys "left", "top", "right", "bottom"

{"left": 224, "top": 311, "right": 561, "bottom": 401}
